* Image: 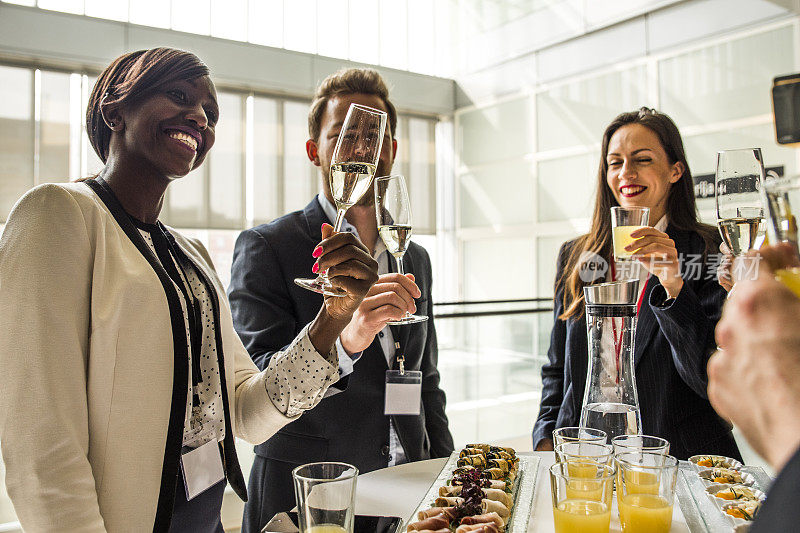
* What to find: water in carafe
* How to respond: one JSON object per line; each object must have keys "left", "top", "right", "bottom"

{"left": 579, "top": 279, "right": 642, "bottom": 440}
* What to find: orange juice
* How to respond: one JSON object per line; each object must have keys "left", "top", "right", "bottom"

{"left": 776, "top": 267, "right": 800, "bottom": 298}
{"left": 618, "top": 494, "right": 673, "bottom": 533}
{"left": 622, "top": 469, "right": 660, "bottom": 495}
{"left": 566, "top": 478, "right": 604, "bottom": 502}
{"left": 613, "top": 226, "right": 647, "bottom": 259}
{"left": 553, "top": 499, "right": 611, "bottom": 533}
{"left": 304, "top": 526, "right": 348, "bottom": 533}
{"left": 566, "top": 461, "right": 600, "bottom": 478}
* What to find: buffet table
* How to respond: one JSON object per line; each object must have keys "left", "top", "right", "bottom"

{"left": 354, "top": 452, "right": 692, "bottom": 533}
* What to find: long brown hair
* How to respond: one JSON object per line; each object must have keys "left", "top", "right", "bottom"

{"left": 85, "top": 48, "right": 209, "bottom": 164}
{"left": 559, "top": 107, "right": 717, "bottom": 320}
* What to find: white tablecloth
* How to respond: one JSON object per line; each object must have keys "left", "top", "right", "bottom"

{"left": 354, "top": 452, "right": 691, "bottom": 533}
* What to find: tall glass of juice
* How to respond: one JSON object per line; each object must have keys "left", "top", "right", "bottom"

{"left": 550, "top": 462, "right": 614, "bottom": 533}
{"left": 293, "top": 462, "right": 358, "bottom": 533}
{"left": 615, "top": 452, "right": 678, "bottom": 533}
{"left": 611, "top": 207, "right": 650, "bottom": 262}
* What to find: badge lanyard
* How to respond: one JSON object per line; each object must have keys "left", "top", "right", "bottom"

{"left": 609, "top": 261, "right": 648, "bottom": 384}
{"left": 385, "top": 340, "right": 422, "bottom": 415}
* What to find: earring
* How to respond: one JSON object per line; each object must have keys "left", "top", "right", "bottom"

{"left": 109, "top": 121, "right": 115, "bottom": 128}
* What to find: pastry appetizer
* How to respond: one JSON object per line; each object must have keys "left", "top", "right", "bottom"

{"left": 711, "top": 485, "right": 760, "bottom": 502}
{"left": 699, "top": 467, "right": 745, "bottom": 484}
{"left": 724, "top": 501, "right": 761, "bottom": 521}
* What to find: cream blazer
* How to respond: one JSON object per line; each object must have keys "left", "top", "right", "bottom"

{"left": 0, "top": 181, "right": 306, "bottom": 532}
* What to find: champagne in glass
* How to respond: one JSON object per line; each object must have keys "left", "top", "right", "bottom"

{"left": 374, "top": 175, "right": 428, "bottom": 325}
{"left": 295, "top": 104, "right": 387, "bottom": 297}
{"left": 716, "top": 148, "right": 766, "bottom": 289}
{"left": 763, "top": 174, "right": 800, "bottom": 297}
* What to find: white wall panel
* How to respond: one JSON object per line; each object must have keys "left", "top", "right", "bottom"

{"left": 647, "top": 0, "right": 789, "bottom": 52}
{"left": 536, "top": 18, "right": 647, "bottom": 83}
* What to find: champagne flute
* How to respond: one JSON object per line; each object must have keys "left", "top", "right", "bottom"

{"left": 716, "top": 148, "right": 765, "bottom": 257}
{"left": 763, "top": 174, "right": 800, "bottom": 297}
{"left": 295, "top": 103, "right": 388, "bottom": 297}
{"left": 716, "top": 148, "right": 765, "bottom": 290}
{"left": 374, "top": 175, "right": 428, "bottom": 325}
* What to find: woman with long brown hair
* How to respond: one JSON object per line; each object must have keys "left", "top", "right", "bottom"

{"left": 0, "top": 48, "right": 378, "bottom": 532}
{"left": 533, "top": 108, "right": 741, "bottom": 460}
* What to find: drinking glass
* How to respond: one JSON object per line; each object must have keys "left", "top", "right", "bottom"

{"left": 615, "top": 452, "right": 678, "bottom": 533}
{"left": 553, "top": 427, "right": 607, "bottom": 448}
{"left": 293, "top": 462, "right": 358, "bottom": 533}
{"left": 550, "top": 462, "right": 614, "bottom": 533}
{"left": 763, "top": 174, "right": 800, "bottom": 297}
{"left": 716, "top": 149, "right": 766, "bottom": 259}
{"left": 555, "top": 442, "right": 614, "bottom": 468}
{"left": 374, "top": 175, "right": 428, "bottom": 325}
{"left": 611, "top": 435, "right": 670, "bottom": 457}
{"left": 295, "top": 103, "right": 388, "bottom": 297}
{"left": 611, "top": 207, "right": 650, "bottom": 262}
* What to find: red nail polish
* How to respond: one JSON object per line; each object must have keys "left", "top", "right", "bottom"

{"left": 312, "top": 262, "right": 319, "bottom": 274}
{"left": 312, "top": 246, "right": 323, "bottom": 258}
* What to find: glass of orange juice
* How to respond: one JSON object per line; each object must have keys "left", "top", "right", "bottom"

{"left": 615, "top": 452, "right": 678, "bottom": 533}
{"left": 555, "top": 442, "right": 614, "bottom": 468}
{"left": 611, "top": 435, "right": 670, "bottom": 457}
{"left": 550, "top": 462, "right": 615, "bottom": 533}
{"left": 553, "top": 427, "right": 608, "bottom": 448}
{"left": 763, "top": 175, "right": 800, "bottom": 297}
{"left": 611, "top": 206, "right": 650, "bottom": 262}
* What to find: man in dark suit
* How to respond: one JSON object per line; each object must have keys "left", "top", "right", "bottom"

{"left": 708, "top": 244, "right": 800, "bottom": 532}
{"left": 229, "top": 68, "right": 453, "bottom": 532}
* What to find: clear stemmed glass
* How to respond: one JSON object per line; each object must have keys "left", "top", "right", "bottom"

{"left": 295, "top": 103, "right": 387, "bottom": 297}
{"left": 716, "top": 148, "right": 766, "bottom": 256}
{"left": 374, "top": 175, "right": 428, "bottom": 325}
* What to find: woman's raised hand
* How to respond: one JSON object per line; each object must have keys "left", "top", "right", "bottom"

{"left": 628, "top": 227, "right": 683, "bottom": 298}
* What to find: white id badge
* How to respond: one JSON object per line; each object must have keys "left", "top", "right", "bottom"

{"left": 384, "top": 370, "right": 422, "bottom": 415}
{"left": 180, "top": 438, "right": 225, "bottom": 500}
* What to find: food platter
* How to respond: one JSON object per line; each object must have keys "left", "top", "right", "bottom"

{"left": 675, "top": 458, "right": 772, "bottom": 532}
{"left": 407, "top": 449, "right": 540, "bottom": 532}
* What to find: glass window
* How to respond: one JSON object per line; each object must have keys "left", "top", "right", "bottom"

{"left": 408, "top": 0, "right": 436, "bottom": 75}
{"left": 0, "top": 65, "right": 33, "bottom": 221}
{"left": 211, "top": 0, "right": 247, "bottom": 41}
{"left": 283, "top": 0, "right": 316, "bottom": 54}
{"left": 129, "top": 0, "right": 170, "bottom": 28}
{"left": 537, "top": 234, "right": 577, "bottom": 298}
{"left": 459, "top": 158, "right": 535, "bottom": 229}
{"left": 408, "top": 118, "right": 435, "bottom": 234}
{"left": 462, "top": 237, "right": 535, "bottom": 300}
{"left": 379, "top": 0, "right": 408, "bottom": 70}
{"left": 536, "top": 66, "right": 649, "bottom": 152}
{"left": 659, "top": 26, "right": 795, "bottom": 128}
{"left": 85, "top": 0, "right": 128, "bottom": 22}
{"left": 252, "top": 96, "right": 281, "bottom": 225}
{"left": 39, "top": 70, "right": 71, "bottom": 183}
{"left": 209, "top": 92, "right": 244, "bottom": 228}
{"left": 348, "top": 0, "right": 379, "bottom": 65}
{"left": 283, "top": 100, "right": 316, "bottom": 214}
{"left": 172, "top": 0, "right": 211, "bottom": 35}
{"left": 458, "top": 96, "right": 534, "bottom": 167}
{"left": 317, "top": 0, "right": 349, "bottom": 59}
{"left": 248, "top": 0, "right": 283, "bottom": 48}
{"left": 537, "top": 152, "right": 598, "bottom": 222}
{"left": 37, "top": 0, "right": 83, "bottom": 14}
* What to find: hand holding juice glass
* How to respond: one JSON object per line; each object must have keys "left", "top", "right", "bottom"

{"left": 611, "top": 207, "right": 650, "bottom": 261}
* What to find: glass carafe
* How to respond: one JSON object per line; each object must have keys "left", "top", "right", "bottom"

{"left": 579, "top": 279, "right": 642, "bottom": 441}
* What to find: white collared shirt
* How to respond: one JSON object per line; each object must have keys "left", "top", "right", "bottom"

{"left": 317, "top": 193, "right": 407, "bottom": 466}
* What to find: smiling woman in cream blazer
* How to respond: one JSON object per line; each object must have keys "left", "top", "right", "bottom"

{"left": 0, "top": 48, "right": 379, "bottom": 533}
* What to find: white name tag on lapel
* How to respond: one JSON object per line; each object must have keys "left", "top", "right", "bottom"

{"left": 384, "top": 370, "right": 422, "bottom": 415}
{"left": 180, "top": 438, "right": 225, "bottom": 500}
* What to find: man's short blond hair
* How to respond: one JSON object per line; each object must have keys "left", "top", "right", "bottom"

{"left": 308, "top": 68, "right": 397, "bottom": 141}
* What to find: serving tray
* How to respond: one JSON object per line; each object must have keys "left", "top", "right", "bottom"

{"left": 408, "top": 451, "right": 541, "bottom": 533}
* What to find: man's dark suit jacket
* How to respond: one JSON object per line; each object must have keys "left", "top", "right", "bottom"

{"left": 533, "top": 225, "right": 741, "bottom": 461}
{"left": 228, "top": 197, "right": 453, "bottom": 529}
{"left": 751, "top": 445, "right": 800, "bottom": 532}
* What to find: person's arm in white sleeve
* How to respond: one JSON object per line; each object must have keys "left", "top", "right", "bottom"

{"left": 0, "top": 185, "right": 106, "bottom": 532}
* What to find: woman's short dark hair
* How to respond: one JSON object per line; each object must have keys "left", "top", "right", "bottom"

{"left": 86, "top": 48, "right": 209, "bottom": 163}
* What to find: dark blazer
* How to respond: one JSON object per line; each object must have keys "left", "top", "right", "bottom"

{"left": 533, "top": 224, "right": 741, "bottom": 461}
{"left": 228, "top": 197, "right": 453, "bottom": 528}
{"left": 751, "top": 445, "right": 800, "bottom": 532}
